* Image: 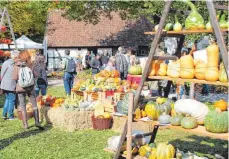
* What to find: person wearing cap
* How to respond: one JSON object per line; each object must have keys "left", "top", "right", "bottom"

{"left": 1, "top": 50, "right": 19, "bottom": 120}
{"left": 115, "top": 46, "right": 128, "bottom": 80}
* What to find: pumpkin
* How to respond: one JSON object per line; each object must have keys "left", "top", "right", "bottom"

{"left": 4, "top": 51, "right": 10, "bottom": 57}
{"left": 141, "top": 110, "right": 147, "bottom": 118}
{"left": 104, "top": 112, "right": 111, "bottom": 118}
{"left": 195, "top": 62, "right": 207, "bottom": 80}
{"left": 214, "top": 99, "right": 228, "bottom": 111}
{"left": 131, "top": 82, "right": 139, "bottom": 90}
{"left": 180, "top": 55, "right": 195, "bottom": 79}
{"left": 219, "top": 62, "right": 228, "bottom": 82}
{"left": 158, "top": 113, "right": 171, "bottom": 124}
{"left": 110, "top": 70, "right": 120, "bottom": 78}
{"left": 167, "top": 60, "right": 180, "bottom": 78}
{"left": 149, "top": 60, "right": 162, "bottom": 76}
{"left": 170, "top": 114, "right": 184, "bottom": 126}
{"left": 147, "top": 148, "right": 157, "bottom": 159}
{"left": 139, "top": 145, "right": 151, "bottom": 157}
{"left": 205, "top": 67, "right": 219, "bottom": 81}
{"left": 156, "top": 143, "right": 175, "bottom": 159}
{"left": 157, "top": 63, "right": 167, "bottom": 76}
{"left": 206, "top": 43, "right": 219, "bottom": 67}
{"left": 122, "top": 80, "right": 131, "bottom": 86}
{"left": 174, "top": 99, "right": 209, "bottom": 125}
{"left": 128, "top": 65, "right": 142, "bottom": 75}
{"left": 117, "top": 86, "right": 124, "bottom": 92}
{"left": 204, "top": 108, "right": 228, "bottom": 133}
{"left": 181, "top": 115, "right": 198, "bottom": 129}
{"left": 99, "top": 70, "right": 110, "bottom": 78}
{"left": 145, "top": 100, "right": 172, "bottom": 120}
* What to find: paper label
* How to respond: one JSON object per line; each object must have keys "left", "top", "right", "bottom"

{"left": 193, "top": 49, "right": 207, "bottom": 63}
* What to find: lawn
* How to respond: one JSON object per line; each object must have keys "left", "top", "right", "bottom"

{"left": 0, "top": 86, "right": 228, "bottom": 159}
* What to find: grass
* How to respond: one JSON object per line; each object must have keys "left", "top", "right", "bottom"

{"left": 0, "top": 86, "right": 228, "bottom": 159}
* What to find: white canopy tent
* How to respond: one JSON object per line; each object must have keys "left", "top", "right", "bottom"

{"left": 0, "top": 35, "right": 43, "bottom": 49}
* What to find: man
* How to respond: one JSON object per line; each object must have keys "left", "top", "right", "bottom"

{"left": 91, "top": 54, "right": 101, "bottom": 75}
{"left": 85, "top": 51, "right": 91, "bottom": 69}
{"left": 101, "top": 50, "right": 109, "bottom": 67}
{"left": 115, "top": 46, "right": 128, "bottom": 80}
{"left": 62, "top": 50, "right": 76, "bottom": 96}
{"left": 1, "top": 50, "right": 19, "bottom": 120}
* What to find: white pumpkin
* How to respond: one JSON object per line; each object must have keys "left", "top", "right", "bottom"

{"left": 174, "top": 99, "right": 209, "bottom": 124}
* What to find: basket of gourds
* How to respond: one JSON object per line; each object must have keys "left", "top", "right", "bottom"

{"left": 91, "top": 113, "right": 112, "bottom": 130}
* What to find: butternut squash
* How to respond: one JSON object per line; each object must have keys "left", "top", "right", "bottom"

{"left": 219, "top": 62, "right": 228, "bottom": 82}
{"left": 205, "top": 67, "right": 219, "bottom": 81}
{"left": 180, "top": 55, "right": 195, "bottom": 79}
{"left": 157, "top": 63, "right": 167, "bottom": 76}
{"left": 149, "top": 60, "right": 162, "bottom": 76}
{"left": 195, "top": 62, "right": 207, "bottom": 80}
{"left": 206, "top": 44, "right": 219, "bottom": 67}
{"left": 167, "top": 60, "right": 180, "bottom": 78}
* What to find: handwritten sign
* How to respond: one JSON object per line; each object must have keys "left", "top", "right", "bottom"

{"left": 193, "top": 49, "right": 207, "bottom": 63}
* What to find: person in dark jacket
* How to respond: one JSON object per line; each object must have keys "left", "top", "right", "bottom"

{"left": 85, "top": 51, "right": 91, "bottom": 69}
{"left": 101, "top": 50, "right": 109, "bottom": 67}
{"left": 1, "top": 50, "right": 19, "bottom": 120}
{"left": 115, "top": 47, "right": 128, "bottom": 80}
{"left": 91, "top": 55, "right": 101, "bottom": 75}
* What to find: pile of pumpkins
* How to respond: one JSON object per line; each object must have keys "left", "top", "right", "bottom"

{"left": 37, "top": 95, "right": 65, "bottom": 108}
{"left": 149, "top": 43, "right": 228, "bottom": 82}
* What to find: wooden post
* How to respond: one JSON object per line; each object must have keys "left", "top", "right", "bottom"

{"left": 127, "top": 93, "right": 134, "bottom": 159}
{"left": 189, "top": 83, "right": 195, "bottom": 99}
{"left": 133, "top": 1, "right": 172, "bottom": 110}
{"left": 206, "top": 1, "right": 228, "bottom": 77}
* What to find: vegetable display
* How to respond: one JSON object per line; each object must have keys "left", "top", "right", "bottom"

{"left": 214, "top": 99, "right": 228, "bottom": 111}
{"left": 219, "top": 14, "right": 227, "bottom": 29}
{"left": 158, "top": 113, "right": 171, "bottom": 124}
{"left": 167, "top": 60, "right": 180, "bottom": 78}
{"left": 128, "top": 65, "right": 142, "bottom": 75}
{"left": 180, "top": 55, "right": 195, "bottom": 79}
{"left": 170, "top": 114, "right": 184, "bottom": 126}
{"left": 181, "top": 0, "right": 205, "bottom": 30}
{"left": 173, "top": 15, "right": 182, "bottom": 31}
{"left": 149, "top": 60, "right": 162, "bottom": 76}
{"left": 204, "top": 109, "right": 228, "bottom": 133}
{"left": 181, "top": 115, "right": 198, "bottom": 129}
{"left": 219, "top": 62, "right": 228, "bottom": 82}
{"left": 165, "top": 23, "right": 173, "bottom": 31}
{"left": 157, "top": 63, "right": 167, "bottom": 76}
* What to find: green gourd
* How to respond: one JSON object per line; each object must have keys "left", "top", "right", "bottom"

{"left": 181, "top": 115, "right": 198, "bottom": 129}
{"left": 219, "top": 14, "right": 227, "bottom": 29}
{"left": 173, "top": 15, "right": 182, "bottom": 31}
{"left": 170, "top": 114, "right": 184, "bottom": 126}
{"left": 165, "top": 23, "right": 173, "bottom": 31}
{"left": 204, "top": 109, "right": 228, "bottom": 133}
{"left": 181, "top": 0, "right": 205, "bottom": 30}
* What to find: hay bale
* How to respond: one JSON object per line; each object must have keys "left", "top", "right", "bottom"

{"left": 46, "top": 107, "right": 93, "bottom": 131}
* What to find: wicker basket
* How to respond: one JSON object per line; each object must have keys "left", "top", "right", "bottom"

{"left": 17, "top": 111, "right": 34, "bottom": 120}
{"left": 91, "top": 115, "right": 112, "bottom": 130}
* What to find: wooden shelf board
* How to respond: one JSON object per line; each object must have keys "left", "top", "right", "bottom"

{"left": 153, "top": 56, "right": 178, "bottom": 60}
{"left": 144, "top": 29, "right": 229, "bottom": 35}
{"left": 127, "top": 75, "right": 228, "bottom": 86}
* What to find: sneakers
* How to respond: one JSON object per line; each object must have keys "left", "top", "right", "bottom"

{"left": 1, "top": 116, "right": 7, "bottom": 119}
{"left": 9, "top": 118, "right": 16, "bottom": 120}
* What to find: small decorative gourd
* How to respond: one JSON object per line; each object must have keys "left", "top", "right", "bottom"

{"left": 181, "top": 115, "right": 198, "bottom": 129}
{"left": 158, "top": 112, "right": 171, "bottom": 124}
{"left": 157, "top": 63, "right": 167, "bottom": 76}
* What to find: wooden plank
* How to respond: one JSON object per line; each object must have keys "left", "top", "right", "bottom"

{"left": 127, "top": 93, "right": 134, "bottom": 159}
{"left": 153, "top": 55, "right": 178, "bottom": 60}
{"left": 128, "top": 75, "right": 228, "bottom": 86}
{"left": 206, "top": 1, "right": 229, "bottom": 78}
{"left": 144, "top": 29, "right": 228, "bottom": 35}
{"left": 168, "top": 125, "right": 228, "bottom": 140}
{"left": 214, "top": 4, "right": 229, "bottom": 10}
{"left": 134, "top": 1, "right": 172, "bottom": 111}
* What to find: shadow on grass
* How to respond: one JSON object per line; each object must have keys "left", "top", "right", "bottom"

{"left": 169, "top": 135, "right": 228, "bottom": 159}
{"left": 0, "top": 95, "right": 5, "bottom": 109}
{"left": 0, "top": 124, "right": 52, "bottom": 151}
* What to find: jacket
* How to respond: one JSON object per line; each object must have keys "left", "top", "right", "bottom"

{"left": 101, "top": 55, "right": 109, "bottom": 66}
{"left": 91, "top": 58, "right": 101, "bottom": 74}
{"left": 34, "top": 56, "right": 47, "bottom": 85}
{"left": 12, "top": 60, "right": 38, "bottom": 93}
{"left": 115, "top": 53, "right": 128, "bottom": 77}
{"left": 0, "top": 59, "right": 17, "bottom": 91}
{"left": 62, "top": 55, "right": 73, "bottom": 72}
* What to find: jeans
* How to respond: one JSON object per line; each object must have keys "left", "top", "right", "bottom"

{"left": 2, "top": 91, "right": 16, "bottom": 119}
{"left": 35, "top": 84, "right": 47, "bottom": 96}
{"left": 63, "top": 72, "right": 74, "bottom": 95}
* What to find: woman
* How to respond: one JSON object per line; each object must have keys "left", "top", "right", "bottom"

{"left": 13, "top": 50, "right": 44, "bottom": 130}
{"left": 1, "top": 50, "right": 19, "bottom": 120}
{"left": 104, "top": 56, "right": 116, "bottom": 71}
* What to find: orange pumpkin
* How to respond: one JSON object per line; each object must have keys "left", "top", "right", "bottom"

{"left": 110, "top": 70, "right": 120, "bottom": 78}
{"left": 195, "top": 62, "right": 207, "bottom": 80}
{"left": 117, "top": 86, "right": 124, "bottom": 92}
{"left": 214, "top": 99, "right": 228, "bottom": 111}
{"left": 99, "top": 70, "right": 110, "bottom": 78}
{"left": 122, "top": 80, "right": 131, "bottom": 86}
{"left": 46, "top": 96, "right": 52, "bottom": 103}
{"left": 149, "top": 60, "right": 162, "bottom": 76}
{"left": 4, "top": 51, "right": 10, "bottom": 57}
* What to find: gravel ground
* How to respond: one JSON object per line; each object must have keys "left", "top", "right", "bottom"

{"left": 48, "top": 79, "right": 64, "bottom": 86}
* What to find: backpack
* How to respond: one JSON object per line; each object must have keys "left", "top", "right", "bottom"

{"left": 18, "top": 66, "right": 34, "bottom": 88}
{"left": 66, "top": 58, "right": 76, "bottom": 73}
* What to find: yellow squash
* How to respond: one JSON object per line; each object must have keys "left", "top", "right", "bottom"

{"left": 149, "top": 60, "right": 162, "bottom": 76}
{"left": 219, "top": 62, "right": 228, "bottom": 82}
{"left": 148, "top": 148, "right": 157, "bottom": 159}
{"left": 156, "top": 143, "right": 175, "bottom": 159}
{"left": 157, "top": 63, "right": 167, "bottom": 76}
{"left": 135, "top": 108, "right": 141, "bottom": 119}
{"left": 167, "top": 60, "right": 180, "bottom": 78}
{"left": 195, "top": 62, "right": 207, "bottom": 80}
{"left": 180, "top": 55, "right": 195, "bottom": 79}
{"left": 205, "top": 67, "right": 219, "bottom": 81}
{"left": 206, "top": 44, "right": 219, "bottom": 67}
